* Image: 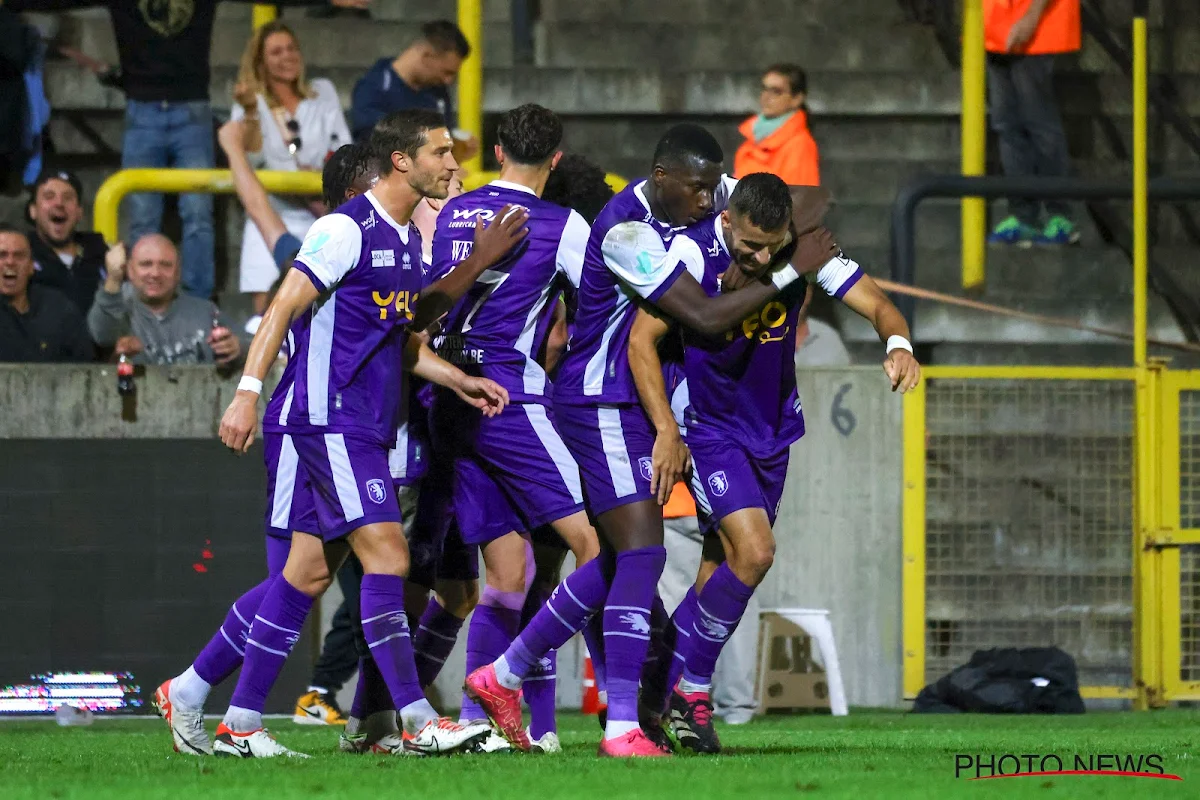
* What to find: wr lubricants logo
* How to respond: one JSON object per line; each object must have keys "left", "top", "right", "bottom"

{"left": 954, "top": 753, "right": 1181, "bottom": 781}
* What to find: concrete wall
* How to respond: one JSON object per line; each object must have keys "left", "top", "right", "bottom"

{"left": 0, "top": 364, "right": 905, "bottom": 709}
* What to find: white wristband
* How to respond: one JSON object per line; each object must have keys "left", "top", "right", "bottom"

{"left": 886, "top": 335, "right": 913, "bottom": 355}
{"left": 771, "top": 265, "right": 800, "bottom": 290}
{"left": 237, "top": 375, "right": 263, "bottom": 395}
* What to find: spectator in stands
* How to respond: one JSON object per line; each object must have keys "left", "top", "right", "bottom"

{"left": 734, "top": 64, "right": 819, "bottom": 186}
{"left": 25, "top": 169, "right": 106, "bottom": 315}
{"left": 87, "top": 235, "right": 242, "bottom": 366}
{"left": 984, "top": 0, "right": 1081, "bottom": 246}
{"left": 0, "top": 6, "right": 45, "bottom": 191}
{"left": 230, "top": 20, "right": 351, "bottom": 325}
{"left": 0, "top": 224, "right": 92, "bottom": 362}
{"left": 350, "top": 20, "right": 478, "bottom": 162}
{"left": 7, "top": 0, "right": 370, "bottom": 302}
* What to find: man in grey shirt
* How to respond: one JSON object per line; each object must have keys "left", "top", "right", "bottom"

{"left": 88, "top": 235, "right": 243, "bottom": 366}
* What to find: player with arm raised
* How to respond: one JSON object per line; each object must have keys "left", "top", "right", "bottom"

{"left": 204, "top": 109, "right": 527, "bottom": 759}
{"left": 629, "top": 175, "right": 920, "bottom": 754}
{"left": 465, "top": 125, "right": 837, "bottom": 757}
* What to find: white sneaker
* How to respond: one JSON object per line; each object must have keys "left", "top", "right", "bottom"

{"left": 213, "top": 724, "right": 309, "bottom": 758}
{"left": 471, "top": 731, "right": 513, "bottom": 753}
{"left": 529, "top": 730, "right": 562, "bottom": 753}
{"left": 153, "top": 679, "right": 211, "bottom": 756}
{"left": 402, "top": 717, "right": 491, "bottom": 756}
{"left": 340, "top": 730, "right": 405, "bottom": 755}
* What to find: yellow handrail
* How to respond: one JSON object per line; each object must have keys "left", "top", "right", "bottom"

{"left": 1132, "top": 16, "right": 1148, "bottom": 368}
{"left": 457, "top": 0, "right": 484, "bottom": 175}
{"left": 960, "top": 0, "right": 987, "bottom": 291}
{"left": 252, "top": 4, "right": 277, "bottom": 29}
{"left": 93, "top": 169, "right": 630, "bottom": 245}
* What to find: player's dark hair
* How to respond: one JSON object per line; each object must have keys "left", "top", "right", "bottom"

{"left": 369, "top": 108, "right": 447, "bottom": 176}
{"left": 728, "top": 172, "right": 792, "bottom": 232}
{"left": 421, "top": 20, "right": 470, "bottom": 58}
{"left": 651, "top": 123, "right": 724, "bottom": 171}
{"left": 542, "top": 153, "right": 613, "bottom": 224}
{"left": 322, "top": 143, "right": 379, "bottom": 208}
{"left": 497, "top": 104, "right": 563, "bottom": 166}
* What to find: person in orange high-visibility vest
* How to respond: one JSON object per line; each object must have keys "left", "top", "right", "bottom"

{"left": 733, "top": 64, "right": 819, "bottom": 187}
{"left": 657, "top": 483, "right": 760, "bottom": 726}
{"left": 983, "top": 0, "right": 1081, "bottom": 247}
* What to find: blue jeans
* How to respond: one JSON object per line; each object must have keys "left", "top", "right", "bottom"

{"left": 986, "top": 53, "right": 1072, "bottom": 226}
{"left": 122, "top": 100, "right": 215, "bottom": 299}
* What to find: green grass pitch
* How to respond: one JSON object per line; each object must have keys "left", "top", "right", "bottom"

{"left": 1, "top": 710, "right": 1196, "bottom": 799}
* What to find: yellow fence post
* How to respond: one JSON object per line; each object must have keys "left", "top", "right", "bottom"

{"left": 901, "top": 380, "right": 927, "bottom": 699}
{"left": 961, "top": 0, "right": 987, "bottom": 291}
{"left": 252, "top": 4, "right": 278, "bottom": 29}
{"left": 457, "top": 0, "right": 484, "bottom": 175}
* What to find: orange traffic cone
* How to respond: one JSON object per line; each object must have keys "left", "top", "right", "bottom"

{"left": 581, "top": 654, "right": 606, "bottom": 715}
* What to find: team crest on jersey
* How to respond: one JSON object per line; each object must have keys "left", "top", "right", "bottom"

{"left": 619, "top": 611, "right": 650, "bottom": 634}
{"left": 638, "top": 457, "right": 654, "bottom": 482}
{"left": 708, "top": 471, "right": 729, "bottom": 497}
{"left": 371, "top": 249, "right": 395, "bottom": 267}
{"left": 365, "top": 478, "right": 387, "bottom": 504}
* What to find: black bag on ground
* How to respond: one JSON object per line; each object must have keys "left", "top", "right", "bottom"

{"left": 912, "top": 646, "right": 1086, "bottom": 714}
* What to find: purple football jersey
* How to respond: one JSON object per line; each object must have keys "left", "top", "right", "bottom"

{"left": 553, "top": 176, "right": 735, "bottom": 406}
{"left": 675, "top": 216, "right": 863, "bottom": 457}
{"left": 429, "top": 180, "right": 589, "bottom": 404}
{"left": 264, "top": 191, "right": 424, "bottom": 445}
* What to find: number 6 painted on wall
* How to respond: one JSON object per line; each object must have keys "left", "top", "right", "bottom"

{"left": 831, "top": 382, "right": 856, "bottom": 437}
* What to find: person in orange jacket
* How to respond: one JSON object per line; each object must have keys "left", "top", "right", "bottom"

{"left": 984, "top": 0, "right": 1081, "bottom": 246}
{"left": 733, "top": 64, "right": 819, "bottom": 187}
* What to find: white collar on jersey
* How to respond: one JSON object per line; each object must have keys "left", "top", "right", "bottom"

{"left": 488, "top": 179, "right": 537, "bottom": 196}
{"left": 365, "top": 190, "right": 410, "bottom": 244}
{"left": 712, "top": 214, "right": 729, "bottom": 256}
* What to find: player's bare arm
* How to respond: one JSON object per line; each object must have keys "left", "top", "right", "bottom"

{"left": 840, "top": 275, "right": 922, "bottom": 393}
{"left": 629, "top": 305, "right": 690, "bottom": 504}
{"left": 402, "top": 336, "right": 509, "bottom": 417}
{"left": 218, "top": 120, "right": 288, "bottom": 253}
{"left": 219, "top": 270, "right": 321, "bottom": 453}
{"left": 411, "top": 205, "right": 530, "bottom": 333}
{"left": 541, "top": 298, "right": 569, "bottom": 375}
{"left": 655, "top": 225, "right": 837, "bottom": 335}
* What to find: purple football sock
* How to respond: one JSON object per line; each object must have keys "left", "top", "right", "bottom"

{"left": 192, "top": 577, "right": 273, "bottom": 686}
{"left": 682, "top": 564, "right": 754, "bottom": 687}
{"left": 360, "top": 574, "right": 424, "bottom": 710}
{"left": 349, "top": 657, "right": 393, "bottom": 720}
{"left": 412, "top": 599, "right": 465, "bottom": 688}
{"left": 501, "top": 556, "right": 609, "bottom": 679}
{"left": 582, "top": 612, "right": 607, "bottom": 693}
{"left": 228, "top": 576, "right": 313, "bottom": 715}
{"left": 460, "top": 587, "right": 523, "bottom": 721}
{"left": 520, "top": 581, "right": 556, "bottom": 737}
{"left": 603, "top": 546, "right": 667, "bottom": 724}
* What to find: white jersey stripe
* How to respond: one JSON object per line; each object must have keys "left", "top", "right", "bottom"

{"left": 306, "top": 294, "right": 337, "bottom": 425}
{"left": 597, "top": 407, "right": 637, "bottom": 498}
{"left": 270, "top": 434, "right": 298, "bottom": 529}
{"left": 523, "top": 404, "right": 584, "bottom": 504}
{"left": 388, "top": 421, "right": 410, "bottom": 481}
{"left": 325, "top": 433, "right": 365, "bottom": 522}
{"left": 277, "top": 381, "right": 295, "bottom": 426}
{"left": 517, "top": 283, "right": 554, "bottom": 397}
{"left": 583, "top": 286, "right": 630, "bottom": 396}
{"left": 690, "top": 467, "right": 713, "bottom": 517}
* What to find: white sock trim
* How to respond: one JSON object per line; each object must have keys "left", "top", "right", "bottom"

{"left": 603, "top": 720, "right": 640, "bottom": 740}
{"left": 493, "top": 656, "right": 523, "bottom": 690}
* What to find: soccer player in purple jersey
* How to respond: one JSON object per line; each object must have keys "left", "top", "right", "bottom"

{"left": 204, "top": 109, "right": 529, "bottom": 758}
{"left": 424, "top": 105, "right": 604, "bottom": 752}
{"left": 466, "top": 125, "right": 840, "bottom": 757}
{"left": 630, "top": 175, "right": 921, "bottom": 753}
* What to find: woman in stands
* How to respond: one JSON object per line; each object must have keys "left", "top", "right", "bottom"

{"left": 231, "top": 20, "right": 352, "bottom": 331}
{"left": 733, "top": 64, "right": 820, "bottom": 187}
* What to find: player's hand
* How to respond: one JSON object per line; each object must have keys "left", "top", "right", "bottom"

{"left": 472, "top": 204, "right": 529, "bottom": 267}
{"left": 1006, "top": 13, "right": 1039, "bottom": 51}
{"left": 884, "top": 349, "right": 921, "bottom": 393}
{"left": 788, "top": 226, "right": 839, "bottom": 275}
{"left": 720, "top": 264, "right": 755, "bottom": 292}
{"left": 219, "top": 390, "right": 260, "bottom": 454}
{"left": 454, "top": 376, "right": 509, "bottom": 417}
{"left": 650, "top": 428, "right": 691, "bottom": 505}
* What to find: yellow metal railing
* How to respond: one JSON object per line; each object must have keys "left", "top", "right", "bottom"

{"left": 252, "top": 4, "right": 277, "bottom": 29}
{"left": 457, "top": 0, "right": 484, "bottom": 174}
{"left": 960, "top": 0, "right": 986, "bottom": 291}
{"left": 94, "top": 169, "right": 628, "bottom": 244}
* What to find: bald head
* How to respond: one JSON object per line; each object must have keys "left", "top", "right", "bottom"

{"left": 129, "top": 234, "right": 180, "bottom": 306}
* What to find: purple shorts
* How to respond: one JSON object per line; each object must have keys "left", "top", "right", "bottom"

{"left": 553, "top": 401, "right": 656, "bottom": 517}
{"left": 688, "top": 435, "right": 791, "bottom": 535}
{"left": 263, "top": 431, "right": 402, "bottom": 542}
{"left": 431, "top": 394, "right": 584, "bottom": 546}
